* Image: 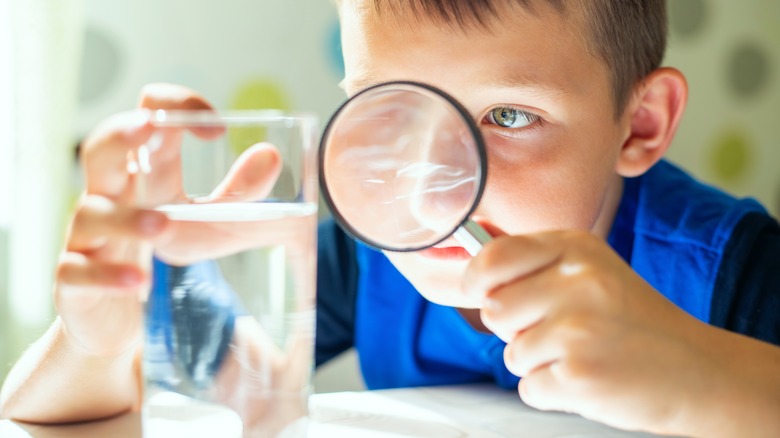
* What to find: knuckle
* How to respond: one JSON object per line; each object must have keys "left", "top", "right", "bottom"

{"left": 503, "top": 343, "right": 523, "bottom": 375}
{"left": 479, "top": 306, "right": 503, "bottom": 335}
{"left": 558, "top": 356, "right": 600, "bottom": 387}
{"left": 556, "top": 313, "right": 595, "bottom": 346}
{"left": 70, "top": 204, "right": 89, "bottom": 228}
{"left": 55, "top": 255, "right": 81, "bottom": 283}
{"left": 559, "top": 257, "right": 618, "bottom": 304}
{"left": 562, "top": 229, "right": 602, "bottom": 254}
{"left": 72, "top": 196, "right": 112, "bottom": 226}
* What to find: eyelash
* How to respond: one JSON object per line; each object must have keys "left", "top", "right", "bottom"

{"left": 482, "top": 106, "right": 543, "bottom": 133}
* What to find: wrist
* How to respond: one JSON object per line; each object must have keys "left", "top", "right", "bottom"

{"left": 664, "top": 322, "right": 780, "bottom": 438}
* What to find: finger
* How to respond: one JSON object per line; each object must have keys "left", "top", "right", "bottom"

{"left": 57, "top": 252, "right": 147, "bottom": 289}
{"left": 463, "top": 232, "right": 564, "bottom": 305}
{"left": 518, "top": 361, "right": 570, "bottom": 413}
{"left": 478, "top": 258, "right": 570, "bottom": 342}
{"left": 139, "top": 83, "right": 224, "bottom": 139}
{"left": 81, "top": 110, "right": 155, "bottom": 198}
{"left": 201, "top": 143, "right": 282, "bottom": 203}
{"left": 67, "top": 196, "right": 169, "bottom": 253}
{"left": 138, "top": 83, "right": 214, "bottom": 111}
{"left": 503, "top": 319, "right": 566, "bottom": 377}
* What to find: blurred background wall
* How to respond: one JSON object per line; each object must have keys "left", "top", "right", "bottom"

{"left": 1, "top": 0, "right": 778, "bottom": 391}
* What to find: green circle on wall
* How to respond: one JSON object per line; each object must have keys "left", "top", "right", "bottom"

{"left": 709, "top": 129, "right": 753, "bottom": 183}
{"left": 229, "top": 79, "right": 290, "bottom": 155}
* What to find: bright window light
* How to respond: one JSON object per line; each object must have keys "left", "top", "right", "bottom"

{"left": 0, "top": 0, "right": 14, "bottom": 230}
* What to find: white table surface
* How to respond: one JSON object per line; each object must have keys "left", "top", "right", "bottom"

{"left": 0, "top": 383, "right": 669, "bottom": 437}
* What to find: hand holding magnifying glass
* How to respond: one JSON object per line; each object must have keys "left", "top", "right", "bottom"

{"left": 319, "top": 81, "right": 491, "bottom": 255}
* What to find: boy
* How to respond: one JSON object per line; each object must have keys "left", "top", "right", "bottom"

{"left": 2, "top": 0, "right": 780, "bottom": 436}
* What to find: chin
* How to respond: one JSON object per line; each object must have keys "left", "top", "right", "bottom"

{"left": 384, "top": 252, "right": 475, "bottom": 308}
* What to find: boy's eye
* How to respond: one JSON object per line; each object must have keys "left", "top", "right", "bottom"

{"left": 487, "top": 107, "right": 540, "bottom": 129}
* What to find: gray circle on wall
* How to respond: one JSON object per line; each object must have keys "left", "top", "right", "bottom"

{"left": 669, "top": 0, "right": 708, "bottom": 39}
{"left": 79, "top": 25, "right": 123, "bottom": 104}
{"left": 727, "top": 42, "right": 772, "bottom": 100}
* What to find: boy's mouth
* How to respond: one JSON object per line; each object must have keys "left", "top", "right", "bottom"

{"left": 418, "top": 244, "right": 472, "bottom": 261}
{"left": 417, "top": 218, "right": 495, "bottom": 261}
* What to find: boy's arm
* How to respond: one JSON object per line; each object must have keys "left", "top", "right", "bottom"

{"left": 685, "top": 212, "right": 780, "bottom": 437}
{"left": 0, "top": 318, "right": 141, "bottom": 422}
{"left": 672, "top": 324, "right": 780, "bottom": 438}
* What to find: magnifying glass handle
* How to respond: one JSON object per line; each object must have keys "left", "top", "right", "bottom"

{"left": 454, "top": 219, "right": 492, "bottom": 256}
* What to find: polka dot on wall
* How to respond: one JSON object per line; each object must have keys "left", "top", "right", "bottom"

{"left": 231, "top": 78, "right": 289, "bottom": 111}
{"left": 228, "top": 78, "right": 290, "bottom": 155}
{"left": 79, "top": 25, "right": 124, "bottom": 104}
{"left": 669, "top": 0, "right": 708, "bottom": 39}
{"left": 708, "top": 128, "right": 753, "bottom": 183}
{"left": 726, "top": 42, "right": 772, "bottom": 100}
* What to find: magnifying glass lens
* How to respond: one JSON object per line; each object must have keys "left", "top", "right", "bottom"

{"left": 320, "top": 82, "right": 490, "bottom": 253}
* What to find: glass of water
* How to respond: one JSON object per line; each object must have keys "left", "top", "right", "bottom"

{"left": 134, "top": 110, "right": 318, "bottom": 438}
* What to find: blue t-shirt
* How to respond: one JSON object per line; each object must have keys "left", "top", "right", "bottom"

{"left": 317, "top": 160, "right": 780, "bottom": 389}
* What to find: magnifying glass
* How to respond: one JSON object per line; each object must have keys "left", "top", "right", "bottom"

{"left": 319, "top": 81, "right": 492, "bottom": 255}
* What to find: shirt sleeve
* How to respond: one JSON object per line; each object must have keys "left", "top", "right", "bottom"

{"left": 315, "top": 218, "right": 359, "bottom": 367}
{"left": 710, "top": 212, "right": 780, "bottom": 345}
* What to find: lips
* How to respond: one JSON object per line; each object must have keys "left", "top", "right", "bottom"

{"left": 418, "top": 245, "right": 472, "bottom": 261}
{"left": 417, "top": 218, "right": 498, "bottom": 261}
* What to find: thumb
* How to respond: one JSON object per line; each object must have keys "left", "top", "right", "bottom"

{"left": 201, "top": 143, "right": 282, "bottom": 203}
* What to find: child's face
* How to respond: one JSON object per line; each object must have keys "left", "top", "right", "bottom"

{"left": 338, "top": 1, "right": 632, "bottom": 306}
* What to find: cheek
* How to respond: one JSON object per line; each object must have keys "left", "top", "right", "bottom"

{"left": 479, "top": 133, "right": 619, "bottom": 233}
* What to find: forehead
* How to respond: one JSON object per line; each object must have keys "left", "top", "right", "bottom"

{"left": 338, "top": 0, "right": 603, "bottom": 107}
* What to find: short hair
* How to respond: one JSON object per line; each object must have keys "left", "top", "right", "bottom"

{"left": 368, "top": 0, "right": 667, "bottom": 118}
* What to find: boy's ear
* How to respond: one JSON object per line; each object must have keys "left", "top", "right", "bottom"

{"left": 616, "top": 67, "right": 688, "bottom": 178}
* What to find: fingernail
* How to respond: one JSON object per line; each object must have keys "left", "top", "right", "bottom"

{"left": 139, "top": 212, "right": 166, "bottom": 234}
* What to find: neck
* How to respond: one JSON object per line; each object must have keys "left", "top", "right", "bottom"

{"left": 591, "top": 174, "right": 625, "bottom": 239}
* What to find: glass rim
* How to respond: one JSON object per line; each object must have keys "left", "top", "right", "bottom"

{"left": 149, "top": 109, "right": 318, "bottom": 127}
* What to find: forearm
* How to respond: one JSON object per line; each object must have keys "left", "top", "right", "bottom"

{"left": 673, "top": 323, "right": 780, "bottom": 438}
{"left": 0, "top": 318, "right": 140, "bottom": 423}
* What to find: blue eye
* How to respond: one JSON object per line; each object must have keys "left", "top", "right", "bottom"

{"left": 488, "top": 107, "right": 539, "bottom": 129}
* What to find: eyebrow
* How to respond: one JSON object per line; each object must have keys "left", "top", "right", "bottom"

{"left": 341, "top": 73, "right": 569, "bottom": 100}
{"left": 484, "top": 70, "right": 571, "bottom": 98}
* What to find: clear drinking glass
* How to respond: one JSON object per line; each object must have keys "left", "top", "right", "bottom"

{"left": 134, "top": 110, "right": 319, "bottom": 438}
